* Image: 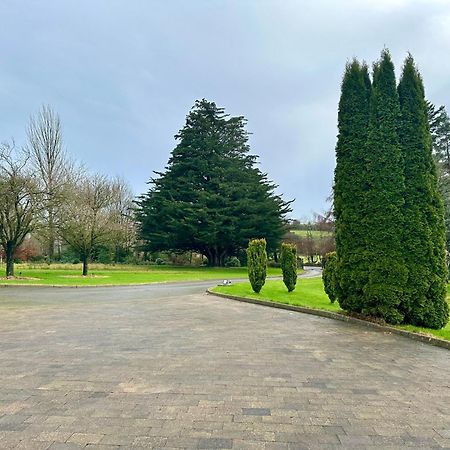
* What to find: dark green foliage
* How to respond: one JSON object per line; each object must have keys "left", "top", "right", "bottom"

{"left": 333, "top": 59, "right": 371, "bottom": 312}
{"left": 398, "top": 55, "right": 449, "bottom": 329}
{"left": 427, "top": 101, "right": 450, "bottom": 251}
{"left": 247, "top": 238, "right": 267, "bottom": 293}
{"left": 427, "top": 101, "right": 450, "bottom": 172}
{"left": 280, "top": 243, "right": 297, "bottom": 292}
{"left": 361, "top": 50, "right": 407, "bottom": 324}
{"left": 322, "top": 252, "right": 338, "bottom": 303}
{"left": 334, "top": 49, "right": 449, "bottom": 328}
{"left": 136, "top": 100, "right": 291, "bottom": 267}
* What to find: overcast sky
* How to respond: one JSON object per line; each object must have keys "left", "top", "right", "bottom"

{"left": 1, "top": 0, "right": 450, "bottom": 219}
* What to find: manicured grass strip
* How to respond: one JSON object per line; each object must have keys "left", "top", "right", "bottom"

{"left": 0, "top": 264, "right": 283, "bottom": 286}
{"left": 213, "top": 278, "right": 340, "bottom": 311}
{"left": 212, "top": 278, "right": 450, "bottom": 342}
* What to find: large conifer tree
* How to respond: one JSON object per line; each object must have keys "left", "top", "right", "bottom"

{"left": 136, "top": 99, "right": 291, "bottom": 266}
{"left": 333, "top": 60, "right": 371, "bottom": 313}
{"left": 398, "top": 55, "right": 449, "bottom": 329}
{"left": 363, "top": 50, "right": 407, "bottom": 324}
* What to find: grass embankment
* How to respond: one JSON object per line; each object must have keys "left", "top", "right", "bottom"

{"left": 212, "top": 278, "right": 450, "bottom": 342}
{"left": 0, "top": 263, "right": 283, "bottom": 286}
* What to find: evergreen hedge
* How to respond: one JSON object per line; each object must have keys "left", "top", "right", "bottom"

{"left": 280, "top": 243, "right": 297, "bottom": 292}
{"left": 333, "top": 49, "right": 448, "bottom": 328}
{"left": 247, "top": 238, "right": 267, "bottom": 293}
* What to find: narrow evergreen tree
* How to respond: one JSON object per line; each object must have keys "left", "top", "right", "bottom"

{"left": 280, "top": 243, "right": 297, "bottom": 292}
{"left": 247, "top": 238, "right": 267, "bottom": 293}
{"left": 322, "top": 251, "right": 338, "bottom": 303}
{"left": 363, "top": 50, "right": 407, "bottom": 324}
{"left": 333, "top": 60, "right": 371, "bottom": 312}
{"left": 398, "top": 55, "right": 449, "bottom": 329}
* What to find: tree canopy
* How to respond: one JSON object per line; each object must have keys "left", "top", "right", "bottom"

{"left": 136, "top": 99, "right": 291, "bottom": 266}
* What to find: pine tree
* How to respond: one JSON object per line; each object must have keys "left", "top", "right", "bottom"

{"left": 398, "top": 55, "right": 449, "bottom": 328}
{"left": 363, "top": 50, "right": 407, "bottom": 324}
{"left": 333, "top": 60, "right": 371, "bottom": 312}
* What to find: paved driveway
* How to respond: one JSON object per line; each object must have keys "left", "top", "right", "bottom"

{"left": 0, "top": 282, "right": 449, "bottom": 449}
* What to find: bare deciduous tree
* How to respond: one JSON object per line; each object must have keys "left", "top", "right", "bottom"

{"left": 59, "top": 174, "right": 115, "bottom": 276}
{"left": 27, "top": 105, "right": 75, "bottom": 259}
{"left": 109, "top": 176, "right": 136, "bottom": 262}
{"left": 0, "top": 142, "right": 42, "bottom": 277}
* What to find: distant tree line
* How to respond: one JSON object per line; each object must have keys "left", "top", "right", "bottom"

{"left": 283, "top": 212, "right": 335, "bottom": 265}
{"left": 329, "top": 49, "right": 448, "bottom": 329}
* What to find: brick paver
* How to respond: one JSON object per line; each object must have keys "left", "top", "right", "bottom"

{"left": 0, "top": 282, "right": 449, "bottom": 449}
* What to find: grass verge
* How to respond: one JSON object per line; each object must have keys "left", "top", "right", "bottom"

{"left": 0, "top": 263, "right": 283, "bottom": 286}
{"left": 212, "top": 278, "right": 450, "bottom": 342}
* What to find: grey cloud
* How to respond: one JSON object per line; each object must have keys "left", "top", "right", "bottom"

{"left": 0, "top": 0, "right": 449, "bottom": 217}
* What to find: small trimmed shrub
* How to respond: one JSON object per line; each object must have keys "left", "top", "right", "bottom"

{"left": 322, "top": 251, "right": 338, "bottom": 303}
{"left": 247, "top": 238, "right": 267, "bottom": 293}
{"left": 225, "top": 256, "right": 241, "bottom": 267}
{"left": 280, "top": 243, "right": 297, "bottom": 292}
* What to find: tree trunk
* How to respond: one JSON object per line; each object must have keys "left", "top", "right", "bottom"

{"left": 48, "top": 210, "right": 55, "bottom": 259}
{"left": 219, "top": 250, "right": 227, "bottom": 267}
{"left": 5, "top": 241, "right": 15, "bottom": 277}
{"left": 82, "top": 256, "right": 89, "bottom": 276}
{"left": 206, "top": 248, "right": 218, "bottom": 267}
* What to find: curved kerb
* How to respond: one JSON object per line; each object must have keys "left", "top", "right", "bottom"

{"left": 207, "top": 288, "right": 450, "bottom": 351}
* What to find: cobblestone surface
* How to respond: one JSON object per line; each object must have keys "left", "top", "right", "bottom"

{"left": 0, "top": 283, "right": 449, "bottom": 449}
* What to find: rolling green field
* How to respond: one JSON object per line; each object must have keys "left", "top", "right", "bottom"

{"left": 0, "top": 263, "right": 282, "bottom": 286}
{"left": 290, "top": 229, "right": 332, "bottom": 237}
{"left": 213, "top": 278, "right": 450, "bottom": 342}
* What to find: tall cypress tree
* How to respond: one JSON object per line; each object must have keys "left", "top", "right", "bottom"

{"left": 333, "top": 60, "right": 371, "bottom": 312}
{"left": 398, "top": 55, "right": 449, "bottom": 329}
{"left": 363, "top": 50, "right": 407, "bottom": 324}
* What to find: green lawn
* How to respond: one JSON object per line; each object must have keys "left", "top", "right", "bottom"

{"left": 0, "top": 263, "right": 282, "bottom": 286}
{"left": 214, "top": 278, "right": 340, "bottom": 311}
{"left": 212, "top": 278, "right": 450, "bottom": 342}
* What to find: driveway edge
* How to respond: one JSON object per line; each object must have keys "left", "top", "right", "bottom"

{"left": 207, "top": 289, "right": 450, "bottom": 351}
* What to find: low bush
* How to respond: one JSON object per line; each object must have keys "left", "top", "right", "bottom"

{"left": 268, "top": 261, "right": 281, "bottom": 268}
{"left": 225, "top": 256, "right": 241, "bottom": 267}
